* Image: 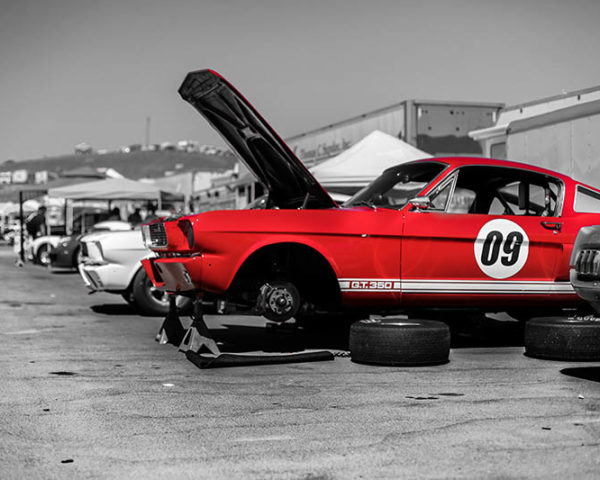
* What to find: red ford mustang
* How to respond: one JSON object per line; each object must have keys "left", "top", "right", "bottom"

{"left": 142, "top": 69, "right": 600, "bottom": 322}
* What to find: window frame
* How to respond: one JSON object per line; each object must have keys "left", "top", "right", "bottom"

{"left": 427, "top": 173, "right": 458, "bottom": 211}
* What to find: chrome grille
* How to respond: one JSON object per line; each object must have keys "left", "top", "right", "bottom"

{"left": 149, "top": 222, "right": 167, "bottom": 247}
{"left": 576, "top": 249, "right": 600, "bottom": 278}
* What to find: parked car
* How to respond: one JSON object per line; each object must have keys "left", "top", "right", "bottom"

{"left": 79, "top": 229, "right": 191, "bottom": 316}
{"left": 28, "top": 235, "right": 61, "bottom": 266}
{"left": 141, "top": 69, "right": 600, "bottom": 324}
{"left": 27, "top": 211, "right": 115, "bottom": 266}
{"left": 49, "top": 220, "right": 133, "bottom": 270}
{"left": 570, "top": 225, "right": 600, "bottom": 312}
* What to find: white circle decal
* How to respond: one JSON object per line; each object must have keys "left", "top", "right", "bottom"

{"left": 474, "top": 219, "right": 529, "bottom": 279}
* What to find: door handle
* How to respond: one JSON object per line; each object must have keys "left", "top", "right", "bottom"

{"left": 541, "top": 221, "right": 562, "bottom": 231}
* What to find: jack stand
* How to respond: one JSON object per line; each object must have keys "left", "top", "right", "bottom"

{"left": 156, "top": 295, "right": 186, "bottom": 346}
{"left": 159, "top": 296, "right": 335, "bottom": 369}
{"left": 178, "top": 297, "right": 221, "bottom": 355}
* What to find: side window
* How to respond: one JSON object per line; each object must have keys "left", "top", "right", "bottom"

{"left": 496, "top": 182, "right": 558, "bottom": 216}
{"left": 574, "top": 186, "right": 600, "bottom": 213}
{"left": 429, "top": 180, "right": 476, "bottom": 213}
{"left": 443, "top": 165, "right": 562, "bottom": 216}
{"left": 429, "top": 178, "right": 454, "bottom": 210}
{"left": 447, "top": 188, "right": 476, "bottom": 213}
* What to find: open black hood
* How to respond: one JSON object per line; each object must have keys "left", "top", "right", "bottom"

{"left": 178, "top": 69, "right": 337, "bottom": 209}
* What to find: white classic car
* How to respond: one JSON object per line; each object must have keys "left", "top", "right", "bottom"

{"left": 78, "top": 229, "right": 191, "bottom": 315}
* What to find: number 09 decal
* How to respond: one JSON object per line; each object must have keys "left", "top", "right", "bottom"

{"left": 474, "top": 219, "right": 529, "bottom": 279}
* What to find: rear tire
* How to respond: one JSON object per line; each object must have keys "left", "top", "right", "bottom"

{"left": 524, "top": 316, "right": 600, "bottom": 361}
{"left": 350, "top": 318, "right": 450, "bottom": 366}
{"left": 131, "top": 268, "right": 192, "bottom": 316}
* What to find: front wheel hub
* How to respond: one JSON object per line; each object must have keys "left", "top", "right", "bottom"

{"left": 259, "top": 281, "right": 300, "bottom": 322}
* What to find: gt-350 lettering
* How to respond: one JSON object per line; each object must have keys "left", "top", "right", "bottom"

{"left": 339, "top": 279, "right": 401, "bottom": 292}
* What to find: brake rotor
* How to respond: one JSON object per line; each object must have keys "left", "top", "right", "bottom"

{"left": 261, "top": 281, "right": 300, "bottom": 322}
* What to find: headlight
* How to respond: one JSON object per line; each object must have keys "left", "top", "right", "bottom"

{"left": 142, "top": 222, "right": 167, "bottom": 249}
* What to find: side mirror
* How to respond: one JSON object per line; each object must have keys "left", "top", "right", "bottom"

{"left": 409, "top": 196, "right": 431, "bottom": 210}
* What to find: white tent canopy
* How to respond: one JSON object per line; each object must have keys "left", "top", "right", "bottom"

{"left": 310, "top": 130, "right": 431, "bottom": 190}
{"left": 47, "top": 178, "right": 182, "bottom": 203}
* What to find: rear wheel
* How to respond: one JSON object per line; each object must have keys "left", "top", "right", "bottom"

{"left": 131, "top": 268, "right": 192, "bottom": 316}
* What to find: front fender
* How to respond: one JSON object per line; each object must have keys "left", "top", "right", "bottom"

{"left": 215, "top": 235, "right": 341, "bottom": 293}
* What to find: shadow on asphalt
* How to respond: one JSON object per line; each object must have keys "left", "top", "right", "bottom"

{"left": 91, "top": 303, "right": 140, "bottom": 316}
{"left": 448, "top": 317, "right": 524, "bottom": 348}
{"left": 216, "top": 324, "right": 351, "bottom": 353}
{"left": 211, "top": 317, "right": 524, "bottom": 353}
{"left": 50, "top": 270, "right": 79, "bottom": 275}
{"left": 89, "top": 305, "right": 525, "bottom": 351}
{"left": 561, "top": 367, "right": 600, "bottom": 383}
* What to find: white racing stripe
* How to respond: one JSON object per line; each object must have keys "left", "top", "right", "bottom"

{"left": 338, "top": 278, "right": 575, "bottom": 294}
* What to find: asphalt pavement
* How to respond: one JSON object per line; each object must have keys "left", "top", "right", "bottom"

{"left": 1, "top": 245, "right": 600, "bottom": 479}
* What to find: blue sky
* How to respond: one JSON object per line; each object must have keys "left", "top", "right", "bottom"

{"left": 2, "top": 0, "right": 600, "bottom": 161}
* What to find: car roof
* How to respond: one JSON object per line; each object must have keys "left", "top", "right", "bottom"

{"left": 400, "top": 156, "right": 576, "bottom": 183}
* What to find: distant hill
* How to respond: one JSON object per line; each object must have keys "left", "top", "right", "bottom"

{"left": 1, "top": 150, "right": 237, "bottom": 180}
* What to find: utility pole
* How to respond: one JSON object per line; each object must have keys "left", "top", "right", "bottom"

{"left": 145, "top": 116, "right": 151, "bottom": 149}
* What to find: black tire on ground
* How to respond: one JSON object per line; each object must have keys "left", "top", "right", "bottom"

{"left": 131, "top": 268, "right": 192, "bottom": 316}
{"left": 349, "top": 318, "right": 450, "bottom": 366}
{"left": 524, "top": 316, "right": 600, "bottom": 361}
{"left": 36, "top": 244, "right": 51, "bottom": 266}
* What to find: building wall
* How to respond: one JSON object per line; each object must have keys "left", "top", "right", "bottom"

{"left": 414, "top": 103, "right": 499, "bottom": 155}
{"left": 286, "top": 100, "right": 501, "bottom": 167}
{"left": 287, "top": 106, "right": 405, "bottom": 166}
{"left": 507, "top": 111, "right": 600, "bottom": 188}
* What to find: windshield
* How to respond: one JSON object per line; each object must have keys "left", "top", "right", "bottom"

{"left": 344, "top": 161, "right": 448, "bottom": 209}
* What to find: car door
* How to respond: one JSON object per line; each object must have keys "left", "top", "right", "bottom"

{"left": 400, "top": 165, "right": 571, "bottom": 304}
